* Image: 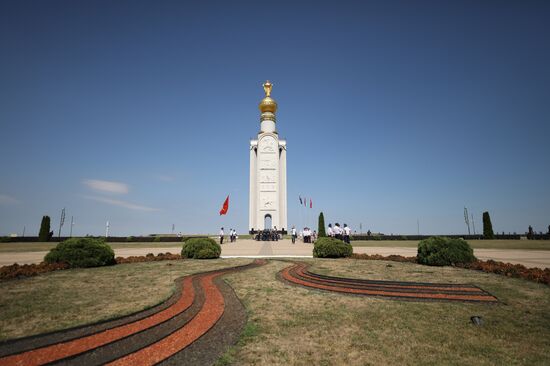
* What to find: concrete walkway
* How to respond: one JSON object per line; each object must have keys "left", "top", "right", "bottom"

{"left": 1, "top": 239, "right": 549, "bottom": 269}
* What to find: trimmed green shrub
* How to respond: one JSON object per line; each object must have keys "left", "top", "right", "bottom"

{"left": 39, "top": 216, "right": 51, "bottom": 242}
{"left": 483, "top": 211, "right": 494, "bottom": 239}
{"left": 181, "top": 237, "right": 221, "bottom": 259}
{"left": 318, "top": 212, "right": 326, "bottom": 237}
{"left": 153, "top": 236, "right": 161, "bottom": 242}
{"left": 417, "top": 237, "right": 475, "bottom": 266}
{"left": 313, "top": 237, "right": 352, "bottom": 258}
{"left": 195, "top": 247, "right": 219, "bottom": 259}
{"left": 44, "top": 237, "right": 116, "bottom": 268}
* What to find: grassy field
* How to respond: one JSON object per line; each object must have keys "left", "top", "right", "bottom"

{"left": 352, "top": 239, "right": 550, "bottom": 250}
{"left": 1, "top": 258, "right": 549, "bottom": 365}
{"left": 0, "top": 258, "right": 251, "bottom": 340}
{"left": 1, "top": 239, "right": 549, "bottom": 253}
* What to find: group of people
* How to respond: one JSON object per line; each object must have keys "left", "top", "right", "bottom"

{"left": 292, "top": 226, "right": 317, "bottom": 243}
{"left": 219, "top": 223, "right": 351, "bottom": 245}
{"left": 255, "top": 227, "right": 280, "bottom": 241}
{"left": 327, "top": 223, "right": 352, "bottom": 244}
{"left": 219, "top": 227, "right": 238, "bottom": 244}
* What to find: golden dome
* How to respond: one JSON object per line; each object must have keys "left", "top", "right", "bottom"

{"left": 259, "top": 80, "right": 277, "bottom": 113}
{"left": 259, "top": 96, "right": 277, "bottom": 113}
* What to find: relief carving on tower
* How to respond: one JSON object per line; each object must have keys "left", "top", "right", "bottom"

{"left": 260, "top": 172, "right": 276, "bottom": 183}
{"left": 260, "top": 183, "right": 276, "bottom": 191}
{"left": 260, "top": 136, "right": 276, "bottom": 153}
{"left": 260, "top": 158, "right": 276, "bottom": 169}
{"left": 260, "top": 192, "right": 276, "bottom": 210}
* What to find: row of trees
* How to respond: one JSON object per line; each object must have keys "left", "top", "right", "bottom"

{"left": 317, "top": 210, "right": 542, "bottom": 239}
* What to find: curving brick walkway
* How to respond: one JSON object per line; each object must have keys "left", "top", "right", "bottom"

{"left": 280, "top": 262, "right": 498, "bottom": 303}
{"left": 0, "top": 259, "right": 267, "bottom": 366}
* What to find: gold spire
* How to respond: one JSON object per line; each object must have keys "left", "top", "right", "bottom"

{"left": 263, "top": 80, "right": 273, "bottom": 97}
{"left": 259, "top": 80, "right": 277, "bottom": 114}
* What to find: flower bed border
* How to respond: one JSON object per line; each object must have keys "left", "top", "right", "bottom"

{"left": 0, "top": 253, "right": 181, "bottom": 281}
{"left": 350, "top": 253, "right": 550, "bottom": 286}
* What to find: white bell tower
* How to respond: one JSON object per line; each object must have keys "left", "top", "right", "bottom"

{"left": 249, "top": 81, "right": 287, "bottom": 233}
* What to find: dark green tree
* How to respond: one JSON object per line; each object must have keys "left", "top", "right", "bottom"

{"left": 482, "top": 211, "right": 494, "bottom": 239}
{"left": 318, "top": 212, "right": 326, "bottom": 237}
{"left": 38, "top": 215, "right": 51, "bottom": 242}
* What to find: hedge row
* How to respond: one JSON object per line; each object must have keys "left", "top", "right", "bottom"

{"left": 0, "top": 236, "right": 209, "bottom": 243}
{"left": 349, "top": 234, "right": 547, "bottom": 241}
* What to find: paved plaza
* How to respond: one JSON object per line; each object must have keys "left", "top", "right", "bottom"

{"left": 1, "top": 239, "right": 549, "bottom": 268}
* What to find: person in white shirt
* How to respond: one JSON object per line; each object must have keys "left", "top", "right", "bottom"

{"left": 304, "top": 227, "right": 310, "bottom": 243}
{"left": 219, "top": 227, "right": 225, "bottom": 244}
{"left": 233, "top": 229, "right": 237, "bottom": 242}
{"left": 291, "top": 226, "right": 297, "bottom": 244}
{"left": 327, "top": 224, "right": 334, "bottom": 237}
{"left": 343, "top": 224, "right": 351, "bottom": 244}
{"left": 334, "top": 223, "right": 343, "bottom": 240}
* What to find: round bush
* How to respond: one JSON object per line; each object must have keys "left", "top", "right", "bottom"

{"left": 417, "top": 237, "right": 476, "bottom": 266}
{"left": 313, "top": 237, "right": 353, "bottom": 258}
{"left": 44, "top": 238, "right": 116, "bottom": 268}
{"left": 181, "top": 238, "right": 221, "bottom": 259}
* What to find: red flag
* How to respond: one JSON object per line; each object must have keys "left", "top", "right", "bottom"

{"left": 310, "top": 199, "right": 312, "bottom": 208}
{"left": 219, "top": 195, "right": 229, "bottom": 215}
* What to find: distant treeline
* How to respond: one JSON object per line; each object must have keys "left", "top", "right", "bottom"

{"left": 350, "top": 234, "right": 550, "bottom": 241}
{"left": 2, "top": 234, "right": 550, "bottom": 243}
{"left": 0, "top": 236, "right": 207, "bottom": 243}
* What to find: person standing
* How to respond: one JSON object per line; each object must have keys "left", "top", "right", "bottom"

{"left": 343, "top": 224, "right": 351, "bottom": 244}
{"left": 273, "top": 226, "right": 279, "bottom": 241}
{"left": 327, "top": 224, "right": 334, "bottom": 238}
{"left": 291, "top": 226, "right": 297, "bottom": 244}
{"left": 219, "top": 227, "right": 225, "bottom": 244}
{"left": 334, "top": 223, "right": 343, "bottom": 240}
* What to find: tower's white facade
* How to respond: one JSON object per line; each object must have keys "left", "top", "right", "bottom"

{"left": 249, "top": 81, "right": 287, "bottom": 232}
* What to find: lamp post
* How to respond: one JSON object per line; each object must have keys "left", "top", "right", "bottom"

{"left": 70, "top": 216, "right": 74, "bottom": 237}
{"left": 58, "top": 208, "right": 66, "bottom": 239}
{"left": 464, "top": 207, "right": 471, "bottom": 235}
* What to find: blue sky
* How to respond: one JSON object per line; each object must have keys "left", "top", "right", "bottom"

{"left": 1, "top": 0, "right": 549, "bottom": 236}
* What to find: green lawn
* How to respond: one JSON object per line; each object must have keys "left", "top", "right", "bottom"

{"left": 1, "top": 258, "right": 549, "bottom": 365}
{"left": 0, "top": 242, "right": 185, "bottom": 253}
{"left": 351, "top": 239, "right": 550, "bottom": 250}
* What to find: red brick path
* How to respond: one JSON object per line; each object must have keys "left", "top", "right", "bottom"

{"left": 0, "top": 259, "right": 267, "bottom": 366}
{"left": 280, "top": 262, "right": 498, "bottom": 303}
